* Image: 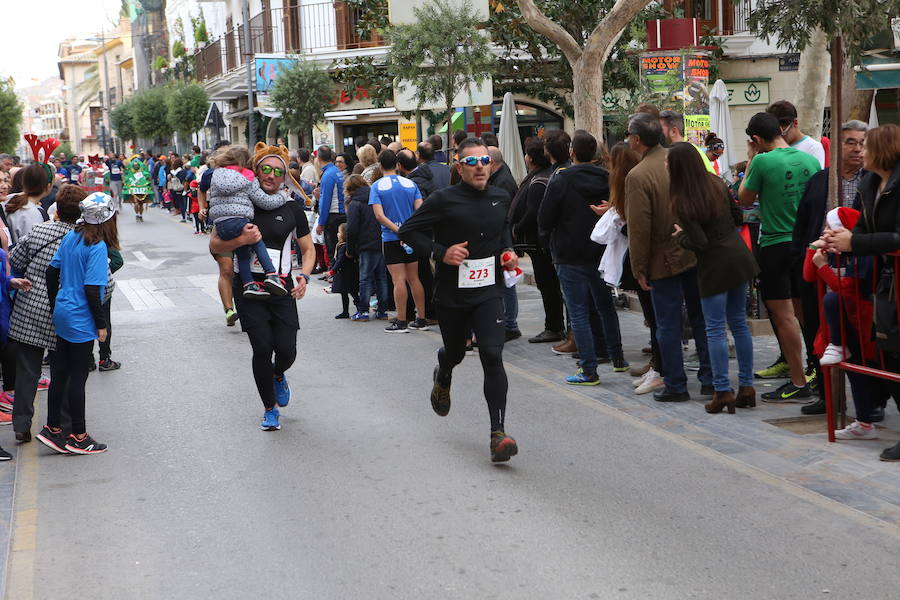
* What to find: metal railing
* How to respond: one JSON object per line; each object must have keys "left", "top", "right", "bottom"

{"left": 193, "top": 3, "right": 387, "bottom": 83}
{"left": 731, "top": 0, "right": 754, "bottom": 35}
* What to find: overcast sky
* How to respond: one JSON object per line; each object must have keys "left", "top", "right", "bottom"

{"left": 4, "top": 0, "right": 123, "bottom": 88}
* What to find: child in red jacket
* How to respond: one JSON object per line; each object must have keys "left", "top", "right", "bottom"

{"left": 804, "top": 207, "right": 875, "bottom": 367}
{"left": 188, "top": 179, "right": 203, "bottom": 234}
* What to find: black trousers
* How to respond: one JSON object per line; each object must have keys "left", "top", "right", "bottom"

{"left": 436, "top": 298, "right": 508, "bottom": 432}
{"left": 526, "top": 248, "right": 565, "bottom": 333}
{"left": 13, "top": 342, "right": 44, "bottom": 433}
{"left": 93, "top": 299, "right": 112, "bottom": 361}
{"left": 0, "top": 340, "right": 16, "bottom": 392}
{"left": 324, "top": 214, "right": 347, "bottom": 265}
{"left": 47, "top": 337, "right": 93, "bottom": 435}
{"left": 406, "top": 258, "right": 435, "bottom": 320}
{"left": 247, "top": 324, "right": 298, "bottom": 410}
{"left": 798, "top": 279, "right": 823, "bottom": 397}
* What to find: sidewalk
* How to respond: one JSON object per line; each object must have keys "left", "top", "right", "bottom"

{"left": 508, "top": 262, "right": 900, "bottom": 527}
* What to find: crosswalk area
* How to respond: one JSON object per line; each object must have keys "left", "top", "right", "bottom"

{"left": 112, "top": 274, "right": 221, "bottom": 312}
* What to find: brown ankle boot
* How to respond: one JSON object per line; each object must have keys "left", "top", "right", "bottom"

{"left": 552, "top": 331, "right": 577, "bottom": 355}
{"left": 734, "top": 386, "right": 756, "bottom": 408}
{"left": 705, "top": 390, "right": 736, "bottom": 414}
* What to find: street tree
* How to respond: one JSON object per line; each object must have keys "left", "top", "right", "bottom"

{"left": 110, "top": 96, "right": 138, "bottom": 143}
{"left": 387, "top": 0, "right": 494, "bottom": 136}
{"left": 166, "top": 82, "right": 208, "bottom": 139}
{"left": 0, "top": 79, "right": 23, "bottom": 154}
{"left": 131, "top": 86, "right": 173, "bottom": 146}
{"left": 515, "top": 0, "right": 653, "bottom": 138}
{"left": 269, "top": 60, "right": 334, "bottom": 148}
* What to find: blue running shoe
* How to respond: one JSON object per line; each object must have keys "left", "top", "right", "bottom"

{"left": 261, "top": 408, "right": 281, "bottom": 431}
{"left": 274, "top": 375, "right": 291, "bottom": 407}
{"left": 566, "top": 371, "right": 600, "bottom": 386}
{"left": 350, "top": 312, "right": 369, "bottom": 322}
{"left": 374, "top": 311, "right": 389, "bottom": 320}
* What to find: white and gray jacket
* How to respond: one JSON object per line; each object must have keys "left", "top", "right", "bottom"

{"left": 207, "top": 167, "right": 286, "bottom": 223}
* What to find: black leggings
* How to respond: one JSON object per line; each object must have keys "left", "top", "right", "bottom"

{"left": 47, "top": 336, "right": 93, "bottom": 435}
{"left": 246, "top": 324, "right": 297, "bottom": 410}
{"left": 436, "top": 297, "right": 508, "bottom": 432}
{"left": 94, "top": 299, "right": 112, "bottom": 361}
{"left": 341, "top": 291, "right": 360, "bottom": 315}
{"left": 192, "top": 213, "right": 203, "bottom": 232}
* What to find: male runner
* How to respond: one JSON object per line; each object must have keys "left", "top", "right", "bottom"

{"left": 399, "top": 138, "right": 519, "bottom": 463}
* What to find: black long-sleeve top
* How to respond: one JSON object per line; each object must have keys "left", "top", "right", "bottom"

{"left": 399, "top": 181, "right": 512, "bottom": 308}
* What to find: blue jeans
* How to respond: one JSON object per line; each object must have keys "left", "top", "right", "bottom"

{"left": 358, "top": 249, "right": 389, "bottom": 314}
{"left": 555, "top": 263, "right": 623, "bottom": 375}
{"left": 650, "top": 268, "right": 712, "bottom": 393}
{"left": 501, "top": 284, "right": 518, "bottom": 330}
{"left": 699, "top": 284, "right": 754, "bottom": 391}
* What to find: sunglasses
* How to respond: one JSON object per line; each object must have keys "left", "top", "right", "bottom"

{"left": 260, "top": 164, "right": 285, "bottom": 177}
{"left": 459, "top": 155, "right": 492, "bottom": 167}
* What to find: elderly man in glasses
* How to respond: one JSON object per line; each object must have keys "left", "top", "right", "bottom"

{"left": 399, "top": 137, "right": 520, "bottom": 463}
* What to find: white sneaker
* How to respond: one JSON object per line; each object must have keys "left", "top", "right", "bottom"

{"left": 632, "top": 370, "right": 650, "bottom": 388}
{"left": 820, "top": 344, "right": 850, "bottom": 366}
{"left": 834, "top": 420, "right": 877, "bottom": 440}
{"left": 635, "top": 371, "right": 664, "bottom": 395}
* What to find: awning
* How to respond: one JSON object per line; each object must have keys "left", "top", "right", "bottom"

{"left": 856, "top": 64, "right": 900, "bottom": 90}
{"left": 437, "top": 110, "right": 465, "bottom": 134}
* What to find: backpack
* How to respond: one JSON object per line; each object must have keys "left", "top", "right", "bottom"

{"left": 167, "top": 169, "right": 184, "bottom": 192}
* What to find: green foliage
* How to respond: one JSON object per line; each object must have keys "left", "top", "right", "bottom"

{"left": 387, "top": 0, "right": 493, "bottom": 125}
{"left": 166, "top": 82, "right": 208, "bottom": 136}
{"left": 131, "top": 87, "right": 173, "bottom": 140}
{"left": 172, "top": 40, "right": 186, "bottom": 59}
{"left": 192, "top": 13, "right": 208, "bottom": 44}
{"left": 56, "top": 141, "right": 74, "bottom": 158}
{"left": 343, "top": 0, "right": 389, "bottom": 41}
{"left": 152, "top": 56, "right": 169, "bottom": 71}
{"left": 269, "top": 60, "right": 335, "bottom": 144}
{"left": 748, "top": 0, "right": 896, "bottom": 60}
{"left": 0, "top": 79, "right": 23, "bottom": 154}
{"left": 330, "top": 56, "right": 393, "bottom": 109}
{"left": 110, "top": 96, "right": 138, "bottom": 142}
{"left": 488, "top": 0, "right": 667, "bottom": 117}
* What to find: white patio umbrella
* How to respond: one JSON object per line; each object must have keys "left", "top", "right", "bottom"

{"left": 498, "top": 92, "right": 527, "bottom": 184}
{"left": 709, "top": 79, "right": 737, "bottom": 181}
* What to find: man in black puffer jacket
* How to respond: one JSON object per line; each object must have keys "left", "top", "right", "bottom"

{"left": 538, "top": 130, "right": 626, "bottom": 385}
{"left": 345, "top": 176, "right": 389, "bottom": 320}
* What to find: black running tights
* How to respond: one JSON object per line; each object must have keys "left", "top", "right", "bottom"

{"left": 436, "top": 298, "right": 508, "bottom": 432}
{"left": 48, "top": 336, "right": 93, "bottom": 435}
{"left": 247, "top": 325, "right": 297, "bottom": 410}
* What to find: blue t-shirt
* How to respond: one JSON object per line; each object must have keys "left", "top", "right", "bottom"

{"left": 368, "top": 175, "right": 421, "bottom": 242}
{"left": 106, "top": 159, "right": 124, "bottom": 181}
{"left": 49, "top": 231, "right": 109, "bottom": 343}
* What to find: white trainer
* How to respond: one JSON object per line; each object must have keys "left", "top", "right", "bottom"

{"left": 635, "top": 371, "right": 664, "bottom": 395}
{"left": 632, "top": 370, "right": 650, "bottom": 388}
{"left": 834, "top": 420, "right": 877, "bottom": 440}
{"left": 820, "top": 344, "right": 850, "bottom": 366}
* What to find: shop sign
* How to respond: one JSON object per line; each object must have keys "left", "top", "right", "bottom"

{"left": 725, "top": 81, "right": 770, "bottom": 106}
{"left": 400, "top": 123, "right": 418, "bottom": 151}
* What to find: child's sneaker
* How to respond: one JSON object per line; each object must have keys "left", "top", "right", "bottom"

{"left": 0, "top": 392, "right": 13, "bottom": 412}
{"left": 350, "top": 312, "right": 369, "bottom": 322}
{"left": 36, "top": 426, "right": 69, "bottom": 454}
{"left": 243, "top": 281, "right": 270, "bottom": 299}
{"left": 38, "top": 377, "right": 50, "bottom": 391}
{"left": 263, "top": 274, "right": 289, "bottom": 296}
{"left": 835, "top": 420, "right": 877, "bottom": 440}
{"left": 820, "top": 343, "right": 850, "bottom": 366}
{"left": 64, "top": 434, "right": 108, "bottom": 454}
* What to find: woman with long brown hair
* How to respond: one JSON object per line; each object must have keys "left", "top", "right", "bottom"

{"left": 668, "top": 142, "right": 759, "bottom": 414}
{"left": 2, "top": 164, "right": 49, "bottom": 244}
{"left": 36, "top": 193, "right": 119, "bottom": 455}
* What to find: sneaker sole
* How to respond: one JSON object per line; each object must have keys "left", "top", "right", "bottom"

{"left": 260, "top": 424, "right": 281, "bottom": 431}
{"left": 226, "top": 314, "right": 240, "bottom": 326}
{"left": 835, "top": 434, "right": 878, "bottom": 441}
{"left": 65, "top": 445, "right": 107, "bottom": 454}
{"left": 754, "top": 370, "right": 790, "bottom": 379}
{"left": 243, "top": 292, "right": 271, "bottom": 299}
{"left": 409, "top": 326, "right": 430, "bottom": 331}
{"left": 612, "top": 367, "right": 629, "bottom": 373}
{"left": 263, "top": 281, "right": 290, "bottom": 296}
{"left": 35, "top": 434, "right": 69, "bottom": 454}
{"left": 761, "top": 396, "right": 813, "bottom": 404}
{"left": 551, "top": 349, "right": 576, "bottom": 355}
{"left": 98, "top": 366, "right": 120, "bottom": 372}
{"left": 491, "top": 439, "right": 518, "bottom": 462}
{"left": 385, "top": 329, "right": 409, "bottom": 333}
{"left": 566, "top": 380, "right": 601, "bottom": 386}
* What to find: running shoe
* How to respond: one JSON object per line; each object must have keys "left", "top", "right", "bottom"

{"left": 612, "top": 358, "right": 630, "bottom": 373}
{"left": 274, "top": 375, "right": 291, "bottom": 407}
{"left": 384, "top": 320, "right": 409, "bottom": 333}
{"left": 64, "top": 434, "right": 108, "bottom": 455}
{"left": 566, "top": 371, "right": 600, "bottom": 386}
{"left": 430, "top": 366, "right": 452, "bottom": 416}
{"left": 0, "top": 446, "right": 10, "bottom": 461}
{"left": 755, "top": 358, "right": 790, "bottom": 379}
{"left": 243, "top": 282, "right": 270, "bottom": 299}
{"left": 0, "top": 392, "right": 13, "bottom": 412}
{"left": 98, "top": 359, "right": 121, "bottom": 372}
{"left": 260, "top": 408, "right": 281, "bottom": 431}
{"left": 761, "top": 381, "right": 813, "bottom": 403}
{"left": 635, "top": 371, "right": 665, "bottom": 395}
{"left": 263, "top": 274, "right": 289, "bottom": 297}
{"left": 0, "top": 412, "right": 11, "bottom": 425}
{"left": 834, "top": 420, "right": 877, "bottom": 440}
{"left": 350, "top": 312, "right": 370, "bottom": 322}
{"left": 374, "top": 311, "right": 389, "bottom": 320}
{"left": 37, "top": 377, "right": 50, "bottom": 391}
{"left": 36, "top": 426, "right": 69, "bottom": 454}
{"left": 806, "top": 366, "right": 819, "bottom": 392}
{"left": 225, "top": 308, "right": 239, "bottom": 327}
{"left": 408, "top": 318, "right": 430, "bottom": 331}
{"left": 490, "top": 431, "right": 519, "bottom": 463}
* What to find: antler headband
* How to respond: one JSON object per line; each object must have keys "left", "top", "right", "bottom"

{"left": 23, "top": 134, "right": 61, "bottom": 184}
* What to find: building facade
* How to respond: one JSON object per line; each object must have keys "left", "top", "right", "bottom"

{"left": 58, "top": 38, "right": 102, "bottom": 156}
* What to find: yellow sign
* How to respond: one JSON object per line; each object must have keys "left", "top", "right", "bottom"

{"left": 400, "top": 123, "right": 418, "bottom": 152}
{"left": 684, "top": 114, "right": 710, "bottom": 146}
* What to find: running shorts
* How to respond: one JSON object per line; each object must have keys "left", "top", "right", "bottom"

{"left": 757, "top": 241, "right": 799, "bottom": 301}
{"left": 383, "top": 240, "right": 417, "bottom": 265}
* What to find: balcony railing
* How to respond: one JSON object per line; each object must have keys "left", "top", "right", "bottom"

{"left": 731, "top": 0, "right": 754, "bottom": 35}
{"left": 194, "top": 3, "right": 387, "bottom": 82}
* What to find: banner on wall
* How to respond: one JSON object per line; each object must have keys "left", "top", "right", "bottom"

{"left": 639, "top": 49, "right": 710, "bottom": 142}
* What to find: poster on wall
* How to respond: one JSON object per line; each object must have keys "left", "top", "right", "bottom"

{"left": 640, "top": 53, "right": 683, "bottom": 94}
{"left": 639, "top": 50, "right": 710, "bottom": 142}
{"left": 255, "top": 57, "right": 297, "bottom": 94}
{"left": 684, "top": 114, "right": 711, "bottom": 146}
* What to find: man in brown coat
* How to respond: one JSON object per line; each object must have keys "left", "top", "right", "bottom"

{"left": 624, "top": 113, "right": 712, "bottom": 402}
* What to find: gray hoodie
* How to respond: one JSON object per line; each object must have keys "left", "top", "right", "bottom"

{"left": 207, "top": 167, "right": 286, "bottom": 222}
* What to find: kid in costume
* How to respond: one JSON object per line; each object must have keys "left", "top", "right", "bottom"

{"left": 123, "top": 156, "right": 152, "bottom": 222}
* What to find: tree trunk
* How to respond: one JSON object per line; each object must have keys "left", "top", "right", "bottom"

{"left": 794, "top": 28, "right": 830, "bottom": 138}
{"left": 572, "top": 59, "right": 604, "bottom": 138}
{"left": 446, "top": 105, "right": 454, "bottom": 142}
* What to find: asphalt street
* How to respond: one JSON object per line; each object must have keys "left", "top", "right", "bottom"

{"left": 3, "top": 207, "right": 900, "bottom": 599}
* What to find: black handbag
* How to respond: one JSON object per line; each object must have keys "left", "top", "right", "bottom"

{"left": 874, "top": 266, "right": 900, "bottom": 352}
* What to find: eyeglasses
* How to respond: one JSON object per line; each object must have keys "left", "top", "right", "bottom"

{"left": 459, "top": 155, "right": 492, "bottom": 167}
{"left": 709, "top": 143, "right": 725, "bottom": 151}
{"left": 260, "top": 164, "right": 285, "bottom": 177}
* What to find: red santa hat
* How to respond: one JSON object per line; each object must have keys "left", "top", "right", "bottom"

{"left": 825, "top": 207, "right": 860, "bottom": 231}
